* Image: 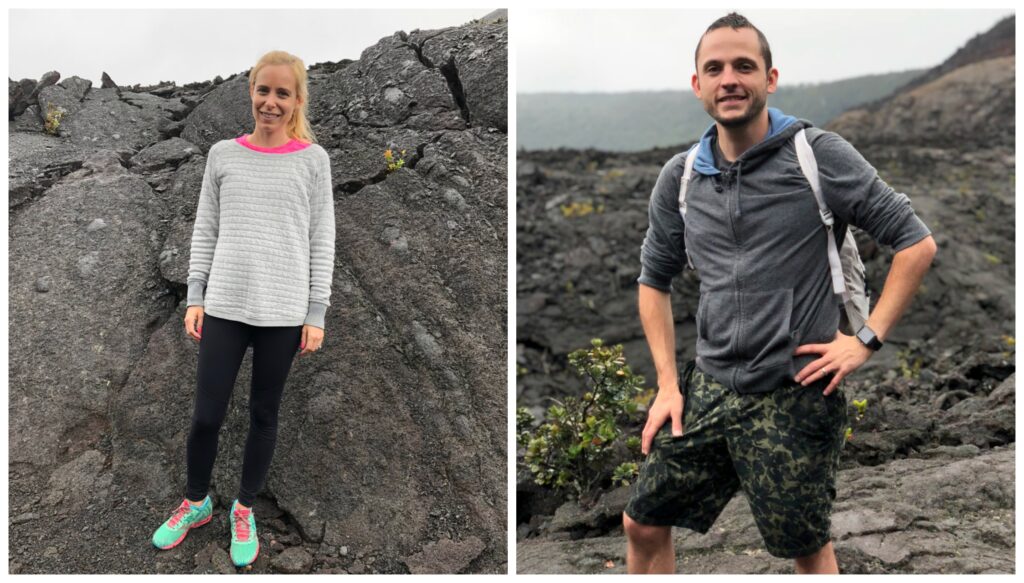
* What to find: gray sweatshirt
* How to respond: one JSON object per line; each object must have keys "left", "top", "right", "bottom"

{"left": 639, "top": 108, "right": 932, "bottom": 394}
{"left": 186, "top": 138, "right": 336, "bottom": 329}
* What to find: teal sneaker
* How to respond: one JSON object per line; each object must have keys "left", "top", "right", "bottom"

{"left": 229, "top": 500, "right": 260, "bottom": 567}
{"left": 152, "top": 496, "right": 213, "bottom": 549}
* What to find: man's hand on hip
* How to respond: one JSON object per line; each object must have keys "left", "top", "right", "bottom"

{"left": 641, "top": 387, "right": 685, "bottom": 455}
{"left": 793, "top": 331, "right": 873, "bottom": 396}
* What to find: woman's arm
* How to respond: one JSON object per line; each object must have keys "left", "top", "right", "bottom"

{"left": 304, "top": 149, "right": 336, "bottom": 329}
{"left": 186, "top": 146, "right": 221, "bottom": 307}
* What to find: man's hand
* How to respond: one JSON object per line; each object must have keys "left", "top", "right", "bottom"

{"left": 641, "top": 388, "right": 685, "bottom": 455}
{"left": 793, "top": 331, "right": 873, "bottom": 395}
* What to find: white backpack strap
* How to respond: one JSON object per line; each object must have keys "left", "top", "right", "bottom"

{"left": 793, "top": 128, "right": 849, "bottom": 302}
{"left": 678, "top": 146, "right": 699, "bottom": 270}
{"left": 678, "top": 145, "right": 699, "bottom": 219}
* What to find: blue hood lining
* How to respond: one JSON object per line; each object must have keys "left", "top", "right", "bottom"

{"left": 690, "top": 107, "right": 799, "bottom": 176}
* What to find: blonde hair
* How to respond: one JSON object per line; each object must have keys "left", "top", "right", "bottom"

{"left": 247, "top": 51, "right": 317, "bottom": 144}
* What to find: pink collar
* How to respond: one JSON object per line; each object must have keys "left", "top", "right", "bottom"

{"left": 236, "top": 134, "right": 312, "bottom": 154}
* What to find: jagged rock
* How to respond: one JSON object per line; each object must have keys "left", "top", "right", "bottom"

{"left": 40, "top": 450, "right": 113, "bottom": 513}
{"left": 101, "top": 71, "right": 118, "bottom": 89}
{"left": 128, "top": 137, "right": 201, "bottom": 174}
{"left": 414, "top": 17, "right": 508, "bottom": 131}
{"left": 329, "top": 32, "right": 465, "bottom": 131}
{"left": 10, "top": 77, "right": 38, "bottom": 118}
{"left": 547, "top": 486, "right": 631, "bottom": 534}
{"left": 272, "top": 547, "right": 313, "bottom": 574}
{"left": 9, "top": 155, "right": 164, "bottom": 471}
{"left": 402, "top": 536, "right": 486, "bottom": 573}
{"left": 519, "top": 446, "right": 1014, "bottom": 574}
{"left": 193, "top": 541, "right": 237, "bottom": 575}
{"left": 10, "top": 14, "right": 506, "bottom": 575}
{"left": 178, "top": 75, "right": 252, "bottom": 152}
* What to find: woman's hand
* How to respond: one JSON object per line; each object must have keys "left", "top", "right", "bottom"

{"left": 184, "top": 305, "right": 204, "bottom": 342}
{"left": 298, "top": 324, "right": 324, "bottom": 357}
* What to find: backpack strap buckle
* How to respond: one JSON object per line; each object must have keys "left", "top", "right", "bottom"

{"left": 818, "top": 207, "right": 835, "bottom": 226}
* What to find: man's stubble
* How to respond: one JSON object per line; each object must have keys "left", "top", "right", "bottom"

{"left": 701, "top": 89, "right": 768, "bottom": 130}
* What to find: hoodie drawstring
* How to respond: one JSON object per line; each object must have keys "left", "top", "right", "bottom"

{"left": 735, "top": 161, "right": 743, "bottom": 217}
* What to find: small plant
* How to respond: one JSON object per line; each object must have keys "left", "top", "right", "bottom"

{"left": 983, "top": 252, "right": 1002, "bottom": 265}
{"left": 517, "top": 339, "right": 646, "bottom": 500}
{"left": 844, "top": 397, "right": 870, "bottom": 441}
{"left": 560, "top": 200, "right": 605, "bottom": 218}
{"left": 516, "top": 407, "right": 536, "bottom": 448}
{"left": 44, "top": 103, "right": 65, "bottom": 135}
{"left": 852, "top": 398, "right": 868, "bottom": 421}
{"left": 896, "top": 347, "right": 923, "bottom": 379}
{"left": 611, "top": 462, "right": 639, "bottom": 487}
{"left": 384, "top": 148, "right": 406, "bottom": 173}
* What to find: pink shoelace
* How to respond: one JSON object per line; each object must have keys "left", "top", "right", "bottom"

{"left": 233, "top": 506, "right": 252, "bottom": 542}
{"left": 168, "top": 499, "right": 194, "bottom": 529}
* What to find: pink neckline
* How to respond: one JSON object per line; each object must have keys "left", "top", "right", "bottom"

{"left": 236, "top": 134, "right": 312, "bottom": 154}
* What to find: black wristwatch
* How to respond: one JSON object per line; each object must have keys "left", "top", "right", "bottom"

{"left": 855, "top": 324, "right": 883, "bottom": 351}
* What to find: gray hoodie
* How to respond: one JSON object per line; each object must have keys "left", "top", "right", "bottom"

{"left": 639, "top": 108, "right": 932, "bottom": 394}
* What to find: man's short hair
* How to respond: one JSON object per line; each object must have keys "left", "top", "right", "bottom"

{"left": 695, "top": 12, "right": 773, "bottom": 74}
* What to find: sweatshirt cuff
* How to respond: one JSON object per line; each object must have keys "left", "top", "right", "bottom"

{"left": 304, "top": 302, "right": 329, "bottom": 329}
{"left": 187, "top": 282, "right": 206, "bottom": 307}
{"left": 637, "top": 266, "right": 673, "bottom": 292}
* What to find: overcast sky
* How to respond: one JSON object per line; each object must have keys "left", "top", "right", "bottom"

{"left": 9, "top": 9, "right": 490, "bottom": 87}
{"left": 518, "top": 9, "right": 1013, "bottom": 93}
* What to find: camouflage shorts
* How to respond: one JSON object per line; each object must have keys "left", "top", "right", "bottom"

{"left": 624, "top": 360, "right": 849, "bottom": 559}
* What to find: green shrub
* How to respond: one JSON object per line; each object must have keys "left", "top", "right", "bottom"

{"left": 44, "top": 103, "right": 65, "bottom": 136}
{"left": 384, "top": 148, "right": 406, "bottom": 173}
{"left": 517, "top": 339, "right": 646, "bottom": 500}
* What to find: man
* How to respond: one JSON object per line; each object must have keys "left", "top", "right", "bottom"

{"left": 622, "top": 13, "right": 936, "bottom": 574}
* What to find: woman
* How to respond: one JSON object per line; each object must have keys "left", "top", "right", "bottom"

{"left": 151, "top": 50, "right": 336, "bottom": 568}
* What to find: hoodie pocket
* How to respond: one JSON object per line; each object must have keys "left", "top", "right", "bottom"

{"left": 740, "top": 288, "right": 795, "bottom": 371}
{"left": 696, "top": 288, "right": 795, "bottom": 370}
{"left": 696, "top": 290, "right": 737, "bottom": 363}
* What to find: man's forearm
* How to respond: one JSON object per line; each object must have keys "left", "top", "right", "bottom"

{"left": 639, "top": 283, "right": 679, "bottom": 392}
{"left": 865, "top": 235, "right": 937, "bottom": 342}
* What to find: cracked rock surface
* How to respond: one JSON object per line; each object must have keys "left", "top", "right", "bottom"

{"left": 9, "top": 13, "right": 506, "bottom": 575}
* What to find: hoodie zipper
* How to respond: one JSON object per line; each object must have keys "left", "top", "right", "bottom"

{"left": 721, "top": 168, "right": 743, "bottom": 367}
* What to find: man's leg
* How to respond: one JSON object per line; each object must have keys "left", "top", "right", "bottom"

{"left": 729, "top": 379, "right": 849, "bottom": 569}
{"left": 623, "top": 512, "right": 674, "bottom": 573}
{"left": 794, "top": 540, "right": 839, "bottom": 574}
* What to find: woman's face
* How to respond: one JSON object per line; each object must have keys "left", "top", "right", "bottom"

{"left": 251, "top": 64, "right": 301, "bottom": 133}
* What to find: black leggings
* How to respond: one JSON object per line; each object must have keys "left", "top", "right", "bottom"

{"left": 185, "top": 313, "right": 302, "bottom": 507}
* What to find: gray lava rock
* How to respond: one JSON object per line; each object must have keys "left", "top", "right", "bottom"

{"left": 403, "top": 536, "right": 486, "bottom": 574}
{"left": 272, "top": 547, "right": 314, "bottom": 574}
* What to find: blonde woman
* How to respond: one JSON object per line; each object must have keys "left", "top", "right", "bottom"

{"left": 151, "top": 51, "right": 335, "bottom": 568}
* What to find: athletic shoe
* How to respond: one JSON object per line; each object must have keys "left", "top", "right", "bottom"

{"left": 229, "top": 500, "right": 260, "bottom": 567}
{"left": 152, "top": 496, "right": 213, "bottom": 549}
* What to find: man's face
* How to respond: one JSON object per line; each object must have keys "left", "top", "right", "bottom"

{"left": 692, "top": 27, "right": 778, "bottom": 129}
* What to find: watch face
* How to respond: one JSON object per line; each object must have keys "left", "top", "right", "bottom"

{"left": 857, "top": 326, "right": 881, "bottom": 350}
{"left": 857, "top": 327, "right": 870, "bottom": 344}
